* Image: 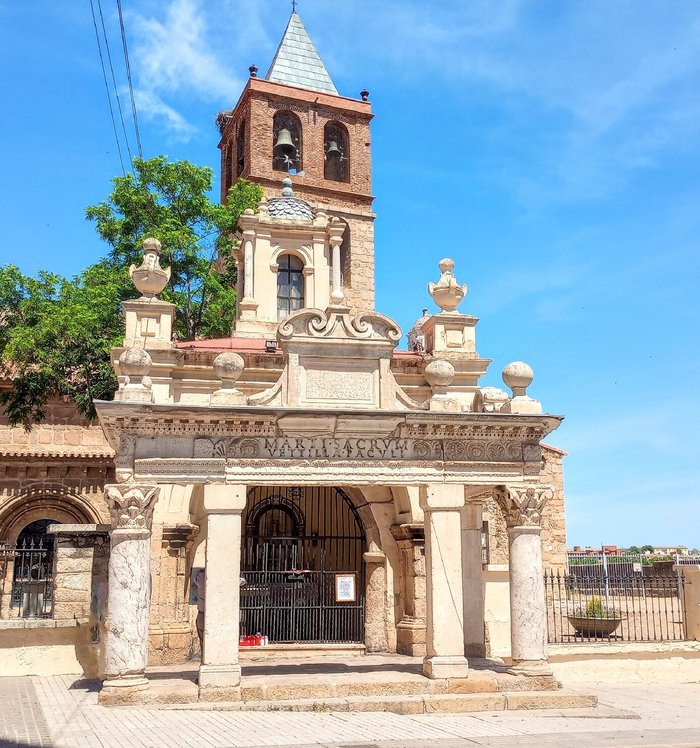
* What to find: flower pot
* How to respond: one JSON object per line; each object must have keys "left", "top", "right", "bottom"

{"left": 567, "top": 614, "right": 624, "bottom": 637}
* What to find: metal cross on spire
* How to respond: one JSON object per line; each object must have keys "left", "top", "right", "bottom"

{"left": 292, "top": 0, "right": 297, "bottom": 11}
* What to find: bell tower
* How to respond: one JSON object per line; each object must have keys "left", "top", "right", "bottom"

{"left": 217, "top": 10, "right": 375, "bottom": 312}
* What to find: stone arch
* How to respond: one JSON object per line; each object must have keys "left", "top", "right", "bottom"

{"left": 324, "top": 121, "right": 349, "bottom": 182}
{"left": 0, "top": 484, "right": 101, "bottom": 544}
{"left": 270, "top": 243, "right": 313, "bottom": 269}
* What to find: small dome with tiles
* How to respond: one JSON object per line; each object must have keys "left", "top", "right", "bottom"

{"left": 267, "top": 178, "right": 315, "bottom": 221}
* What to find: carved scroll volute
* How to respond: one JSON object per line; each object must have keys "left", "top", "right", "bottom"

{"left": 105, "top": 484, "right": 160, "bottom": 536}
{"left": 115, "top": 434, "right": 137, "bottom": 483}
{"left": 494, "top": 485, "right": 553, "bottom": 529}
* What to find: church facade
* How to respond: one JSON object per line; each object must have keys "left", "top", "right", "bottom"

{"left": 0, "top": 11, "right": 567, "bottom": 700}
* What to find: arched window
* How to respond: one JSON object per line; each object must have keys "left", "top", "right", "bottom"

{"left": 222, "top": 142, "right": 233, "bottom": 195}
{"left": 277, "top": 254, "right": 304, "bottom": 320}
{"left": 235, "top": 120, "right": 246, "bottom": 178}
{"left": 273, "top": 112, "right": 302, "bottom": 174}
{"left": 324, "top": 122, "right": 349, "bottom": 182}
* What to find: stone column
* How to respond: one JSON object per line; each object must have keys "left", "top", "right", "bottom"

{"left": 242, "top": 231, "right": 254, "bottom": 302}
{"left": 391, "top": 523, "right": 427, "bottom": 656}
{"left": 101, "top": 484, "right": 159, "bottom": 702}
{"left": 419, "top": 484, "right": 469, "bottom": 679}
{"left": 462, "top": 503, "right": 486, "bottom": 657}
{"left": 198, "top": 484, "right": 246, "bottom": 700}
{"left": 329, "top": 222, "right": 344, "bottom": 305}
{"left": 494, "top": 484, "right": 553, "bottom": 675}
{"left": 363, "top": 549, "right": 389, "bottom": 652}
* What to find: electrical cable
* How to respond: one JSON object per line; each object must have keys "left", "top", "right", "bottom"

{"left": 89, "top": 0, "right": 125, "bottom": 175}
{"left": 96, "top": 0, "right": 133, "bottom": 165}
{"left": 116, "top": 0, "right": 143, "bottom": 159}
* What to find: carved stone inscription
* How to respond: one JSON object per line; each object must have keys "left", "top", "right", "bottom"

{"left": 192, "top": 436, "right": 534, "bottom": 464}
{"left": 304, "top": 367, "right": 374, "bottom": 403}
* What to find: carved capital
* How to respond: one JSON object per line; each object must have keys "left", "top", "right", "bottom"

{"left": 494, "top": 484, "right": 553, "bottom": 529}
{"left": 105, "top": 483, "right": 160, "bottom": 535}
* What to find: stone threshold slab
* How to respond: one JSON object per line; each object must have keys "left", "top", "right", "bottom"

{"left": 157, "top": 690, "right": 598, "bottom": 714}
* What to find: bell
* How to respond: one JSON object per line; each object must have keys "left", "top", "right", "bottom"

{"left": 274, "top": 128, "right": 296, "bottom": 157}
{"left": 326, "top": 140, "right": 341, "bottom": 158}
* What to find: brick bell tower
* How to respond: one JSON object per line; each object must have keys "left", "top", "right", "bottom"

{"left": 217, "top": 10, "right": 375, "bottom": 313}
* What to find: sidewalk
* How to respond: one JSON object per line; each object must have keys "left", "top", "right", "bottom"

{"left": 2, "top": 676, "right": 700, "bottom": 748}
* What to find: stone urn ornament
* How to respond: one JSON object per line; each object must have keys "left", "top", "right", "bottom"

{"left": 428, "top": 258, "right": 467, "bottom": 312}
{"left": 129, "top": 237, "right": 171, "bottom": 300}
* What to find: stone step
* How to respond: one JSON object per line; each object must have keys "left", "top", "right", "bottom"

{"left": 167, "top": 690, "right": 597, "bottom": 714}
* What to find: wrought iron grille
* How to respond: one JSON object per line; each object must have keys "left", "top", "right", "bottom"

{"left": 10, "top": 520, "right": 55, "bottom": 618}
{"left": 545, "top": 568, "right": 687, "bottom": 643}
{"left": 241, "top": 486, "right": 365, "bottom": 644}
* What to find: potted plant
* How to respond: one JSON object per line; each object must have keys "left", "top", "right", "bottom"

{"left": 567, "top": 596, "right": 624, "bottom": 637}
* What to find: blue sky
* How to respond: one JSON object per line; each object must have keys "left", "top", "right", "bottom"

{"left": 1, "top": 0, "right": 698, "bottom": 549}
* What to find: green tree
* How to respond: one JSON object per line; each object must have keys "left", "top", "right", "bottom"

{"left": 1, "top": 157, "right": 262, "bottom": 428}
{"left": 640, "top": 544, "right": 654, "bottom": 554}
{"left": 86, "top": 157, "right": 262, "bottom": 340}
{"left": 627, "top": 545, "right": 640, "bottom": 555}
{"left": 0, "top": 261, "right": 130, "bottom": 429}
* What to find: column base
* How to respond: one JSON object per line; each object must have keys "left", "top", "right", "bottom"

{"left": 198, "top": 663, "right": 242, "bottom": 701}
{"left": 423, "top": 655, "right": 469, "bottom": 679}
{"left": 98, "top": 675, "right": 149, "bottom": 705}
{"left": 508, "top": 659, "right": 553, "bottom": 677}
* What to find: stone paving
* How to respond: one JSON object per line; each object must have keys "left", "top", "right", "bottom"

{"left": 2, "top": 677, "right": 700, "bottom": 747}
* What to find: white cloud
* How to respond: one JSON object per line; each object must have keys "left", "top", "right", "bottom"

{"left": 129, "top": 0, "right": 241, "bottom": 138}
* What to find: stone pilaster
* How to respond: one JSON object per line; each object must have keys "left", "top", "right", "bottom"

{"left": 198, "top": 484, "right": 247, "bottom": 701}
{"left": 100, "top": 483, "right": 159, "bottom": 703}
{"left": 391, "top": 524, "right": 426, "bottom": 656}
{"left": 462, "top": 502, "right": 486, "bottom": 657}
{"left": 363, "top": 549, "right": 389, "bottom": 652}
{"left": 419, "top": 484, "right": 469, "bottom": 679}
{"left": 494, "top": 484, "right": 553, "bottom": 676}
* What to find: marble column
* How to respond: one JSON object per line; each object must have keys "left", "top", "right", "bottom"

{"left": 494, "top": 484, "right": 553, "bottom": 675}
{"left": 363, "top": 549, "right": 389, "bottom": 652}
{"left": 462, "top": 503, "right": 486, "bottom": 657}
{"left": 419, "top": 484, "right": 469, "bottom": 679}
{"left": 198, "top": 484, "right": 246, "bottom": 700}
{"left": 101, "top": 483, "right": 160, "bottom": 700}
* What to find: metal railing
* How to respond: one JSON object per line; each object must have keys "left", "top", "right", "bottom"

{"left": 546, "top": 568, "right": 687, "bottom": 643}
{"left": 8, "top": 537, "right": 54, "bottom": 618}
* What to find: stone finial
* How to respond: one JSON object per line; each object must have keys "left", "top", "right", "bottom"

{"left": 211, "top": 352, "right": 246, "bottom": 405}
{"left": 428, "top": 258, "right": 467, "bottom": 312}
{"left": 424, "top": 359, "right": 455, "bottom": 388}
{"left": 424, "top": 359, "right": 460, "bottom": 412}
{"left": 116, "top": 347, "right": 153, "bottom": 402}
{"left": 502, "top": 361, "right": 533, "bottom": 397}
{"left": 129, "top": 238, "right": 171, "bottom": 300}
{"left": 502, "top": 361, "right": 542, "bottom": 414}
{"left": 281, "top": 177, "right": 294, "bottom": 197}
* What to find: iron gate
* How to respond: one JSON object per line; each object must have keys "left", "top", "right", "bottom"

{"left": 10, "top": 519, "right": 55, "bottom": 618}
{"left": 240, "top": 486, "right": 365, "bottom": 643}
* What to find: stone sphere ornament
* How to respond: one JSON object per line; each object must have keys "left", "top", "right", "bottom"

{"left": 502, "top": 361, "right": 534, "bottom": 397}
{"left": 118, "top": 347, "right": 152, "bottom": 378}
{"left": 213, "top": 352, "right": 245, "bottom": 388}
{"left": 424, "top": 359, "right": 456, "bottom": 388}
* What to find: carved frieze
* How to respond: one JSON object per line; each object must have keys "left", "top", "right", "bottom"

{"left": 493, "top": 485, "right": 554, "bottom": 529}
{"left": 105, "top": 483, "right": 160, "bottom": 534}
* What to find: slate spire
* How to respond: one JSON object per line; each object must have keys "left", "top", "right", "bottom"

{"left": 265, "top": 11, "right": 338, "bottom": 95}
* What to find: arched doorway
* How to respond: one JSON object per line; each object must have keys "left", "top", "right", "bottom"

{"left": 10, "top": 519, "right": 55, "bottom": 618}
{"left": 241, "top": 486, "right": 366, "bottom": 643}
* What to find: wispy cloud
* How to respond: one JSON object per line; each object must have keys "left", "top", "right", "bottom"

{"left": 129, "top": 0, "right": 241, "bottom": 139}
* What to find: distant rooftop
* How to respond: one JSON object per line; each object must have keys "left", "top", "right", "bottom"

{"left": 265, "top": 11, "right": 338, "bottom": 95}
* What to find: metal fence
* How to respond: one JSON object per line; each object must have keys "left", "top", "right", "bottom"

{"left": 546, "top": 568, "right": 687, "bottom": 643}
{"left": 8, "top": 536, "right": 54, "bottom": 618}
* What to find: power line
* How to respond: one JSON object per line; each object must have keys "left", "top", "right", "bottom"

{"left": 116, "top": 0, "right": 143, "bottom": 159}
{"left": 96, "top": 0, "right": 133, "bottom": 165}
{"left": 89, "top": 0, "right": 125, "bottom": 175}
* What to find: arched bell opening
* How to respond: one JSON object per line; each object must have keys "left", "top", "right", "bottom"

{"left": 324, "top": 122, "right": 349, "bottom": 183}
{"left": 272, "top": 111, "right": 303, "bottom": 174}
{"left": 241, "top": 486, "right": 366, "bottom": 644}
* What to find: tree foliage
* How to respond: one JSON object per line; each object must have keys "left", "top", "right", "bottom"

{"left": 86, "top": 157, "right": 262, "bottom": 340}
{"left": 0, "top": 157, "right": 262, "bottom": 428}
